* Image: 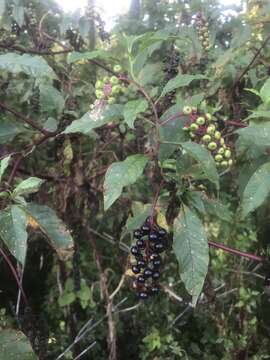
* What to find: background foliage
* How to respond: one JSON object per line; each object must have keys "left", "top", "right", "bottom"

{"left": 0, "top": 0, "right": 270, "bottom": 359}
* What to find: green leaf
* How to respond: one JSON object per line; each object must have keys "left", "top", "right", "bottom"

{"left": 104, "top": 154, "right": 148, "bottom": 210}
{"left": 203, "top": 198, "right": 232, "bottom": 222}
{"left": 181, "top": 142, "right": 219, "bottom": 189}
{"left": 62, "top": 104, "right": 123, "bottom": 135}
{"left": 123, "top": 99, "right": 148, "bottom": 128}
{"left": 173, "top": 205, "right": 209, "bottom": 306}
{"left": 124, "top": 202, "right": 152, "bottom": 234}
{"left": 0, "top": 119, "right": 22, "bottom": 144}
{"left": 39, "top": 84, "right": 65, "bottom": 116}
{"left": 161, "top": 74, "right": 208, "bottom": 98}
{"left": 0, "top": 205, "right": 28, "bottom": 265}
{"left": 0, "top": 0, "right": 6, "bottom": 17}
{"left": 0, "top": 329, "right": 37, "bottom": 360}
{"left": 245, "top": 111, "right": 270, "bottom": 120}
{"left": 237, "top": 123, "right": 270, "bottom": 147}
{"left": 0, "top": 155, "right": 11, "bottom": 183}
{"left": 23, "top": 203, "right": 74, "bottom": 259}
{"left": 240, "top": 162, "right": 270, "bottom": 218}
{"left": 67, "top": 50, "right": 111, "bottom": 64}
{"left": 260, "top": 78, "right": 270, "bottom": 103}
{"left": 0, "top": 53, "right": 56, "bottom": 79}
{"left": 13, "top": 177, "right": 44, "bottom": 197}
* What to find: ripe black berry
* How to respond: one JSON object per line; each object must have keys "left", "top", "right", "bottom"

{"left": 158, "top": 228, "right": 167, "bottom": 237}
{"left": 136, "top": 239, "right": 146, "bottom": 249}
{"left": 154, "top": 242, "right": 165, "bottom": 253}
{"left": 131, "top": 246, "right": 140, "bottom": 256}
{"left": 138, "top": 292, "right": 148, "bottom": 300}
{"left": 137, "top": 275, "right": 146, "bottom": 284}
{"left": 152, "top": 271, "right": 161, "bottom": 280}
{"left": 151, "top": 286, "right": 160, "bottom": 295}
{"left": 149, "top": 233, "right": 158, "bottom": 242}
{"left": 131, "top": 265, "right": 140, "bottom": 274}
{"left": 152, "top": 258, "right": 162, "bottom": 268}
{"left": 141, "top": 224, "right": 151, "bottom": 235}
{"left": 264, "top": 276, "right": 270, "bottom": 287}
{"left": 134, "top": 229, "right": 142, "bottom": 239}
{"left": 149, "top": 253, "right": 159, "bottom": 261}
{"left": 144, "top": 268, "right": 153, "bottom": 278}
{"left": 137, "top": 259, "right": 146, "bottom": 268}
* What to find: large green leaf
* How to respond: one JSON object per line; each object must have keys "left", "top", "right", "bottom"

{"left": 237, "top": 123, "right": 270, "bottom": 148}
{"left": 13, "top": 177, "right": 44, "bottom": 197}
{"left": 0, "top": 205, "right": 28, "bottom": 265}
{"left": 24, "top": 203, "right": 74, "bottom": 259}
{"left": 0, "top": 155, "right": 11, "bottom": 183}
{"left": 67, "top": 50, "right": 111, "bottom": 64}
{"left": 0, "top": 53, "right": 56, "bottom": 79}
{"left": 173, "top": 205, "right": 209, "bottom": 306}
{"left": 0, "top": 0, "right": 6, "bottom": 16}
{"left": 39, "top": 84, "right": 65, "bottom": 116}
{"left": 62, "top": 104, "right": 123, "bottom": 135}
{"left": 160, "top": 74, "right": 208, "bottom": 98}
{"left": 0, "top": 119, "right": 22, "bottom": 144}
{"left": 104, "top": 154, "right": 148, "bottom": 210}
{"left": 0, "top": 329, "right": 37, "bottom": 360}
{"left": 260, "top": 78, "right": 270, "bottom": 104}
{"left": 240, "top": 162, "right": 270, "bottom": 218}
{"left": 181, "top": 142, "right": 219, "bottom": 189}
{"left": 123, "top": 99, "right": 148, "bottom": 128}
{"left": 245, "top": 110, "right": 270, "bottom": 120}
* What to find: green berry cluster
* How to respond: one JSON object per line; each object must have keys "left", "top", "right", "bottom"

{"left": 195, "top": 13, "right": 211, "bottom": 52}
{"left": 26, "top": 3, "right": 37, "bottom": 26}
{"left": 93, "top": 65, "right": 125, "bottom": 105}
{"left": 183, "top": 106, "right": 233, "bottom": 169}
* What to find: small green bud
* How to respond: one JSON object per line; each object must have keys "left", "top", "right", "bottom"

{"left": 196, "top": 116, "right": 205, "bottom": 125}
{"left": 221, "top": 160, "right": 228, "bottom": 167}
{"left": 218, "top": 147, "right": 225, "bottom": 155}
{"left": 108, "top": 97, "right": 116, "bottom": 104}
{"left": 95, "top": 89, "right": 104, "bottom": 99}
{"left": 205, "top": 113, "right": 212, "bottom": 121}
{"left": 103, "top": 76, "right": 110, "bottom": 83}
{"left": 206, "top": 125, "right": 216, "bottom": 134}
{"left": 95, "top": 80, "right": 104, "bottom": 89}
{"left": 228, "top": 159, "right": 233, "bottom": 166}
{"left": 224, "top": 149, "right": 231, "bottom": 159}
{"left": 111, "top": 85, "right": 122, "bottom": 95}
{"left": 190, "top": 123, "right": 199, "bottom": 131}
{"left": 110, "top": 76, "right": 119, "bottom": 85}
{"left": 183, "top": 106, "right": 192, "bottom": 115}
{"left": 183, "top": 126, "right": 189, "bottom": 131}
{"left": 202, "top": 134, "right": 211, "bottom": 143}
{"left": 215, "top": 154, "right": 223, "bottom": 162}
{"left": 190, "top": 133, "right": 196, "bottom": 139}
{"left": 113, "top": 64, "right": 122, "bottom": 73}
{"left": 220, "top": 138, "right": 225, "bottom": 145}
{"left": 208, "top": 142, "right": 217, "bottom": 151}
{"left": 214, "top": 131, "right": 221, "bottom": 140}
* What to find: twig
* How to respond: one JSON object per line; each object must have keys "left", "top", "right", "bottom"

{"left": 109, "top": 275, "right": 125, "bottom": 301}
{"left": 0, "top": 247, "right": 29, "bottom": 306}
{"left": 225, "top": 120, "right": 247, "bottom": 128}
{"left": 73, "top": 342, "right": 97, "bottom": 360}
{"left": 0, "top": 101, "right": 52, "bottom": 135}
{"left": 208, "top": 241, "right": 266, "bottom": 263}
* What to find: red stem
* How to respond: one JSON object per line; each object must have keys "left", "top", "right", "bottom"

{"left": 208, "top": 241, "right": 265, "bottom": 263}
{"left": 225, "top": 120, "right": 247, "bottom": 128}
{"left": 0, "top": 247, "right": 29, "bottom": 306}
{"left": 159, "top": 112, "right": 184, "bottom": 126}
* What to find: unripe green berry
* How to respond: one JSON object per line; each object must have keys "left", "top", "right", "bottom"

{"left": 218, "top": 147, "right": 225, "bottom": 155}
{"left": 208, "top": 142, "right": 217, "bottom": 151}
{"left": 224, "top": 149, "right": 231, "bottom": 158}
{"left": 191, "top": 107, "right": 197, "bottom": 113}
{"left": 110, "top": 76, "right": 119, "bottom": 85}
{"left": 103, "top": 76, "right": 110, "bottom": 83}
{"left": 220, "top": 138, "right": 225, "bottom": 145}
{"left": 202, "top": 134, "right": 211, "bottom": 143}
{"left": 206, "top": 125, "right": 216, "bottom": 134}
{"left": 221, "top": 160, "right": 228, "bottom": 167}
{"left": 111, "top": 85, "right": 122, "bottom": 95}
{"left": 196, "top": 116, "right": 205, "bottom": 125}
{"left": 183, "top": 126, "right": 189, "bottom": 131}
{"left": 95, "top": 80, "right": 104, "bottom": 89}
{"left": 95, "top": 89, "right": 104, "bottom": 99}
{"left": 108, "top": 97, "right": 116, "bottom": 104}
{"left": 228, "top": 159, "right": 233, "bottom": 166}
{"left": 113, "top": 64, "right": 122, "bottom": 73}
{"left": 190, "top": 123, "right": 199, "bottom": 131}
{"left": 205, "top": 113, "right": 212, "bottom": 121}
{"left": 215, "top": 154, "right": 223, "bottom": 162}
{"left": 190, "top": 133, "right": 196, "bottom": 139}
{"left": 214, "top": 131, "right": 221, "bottom": 140}
{"left": 183, "top": 106, "right": 192, "bottom": 115}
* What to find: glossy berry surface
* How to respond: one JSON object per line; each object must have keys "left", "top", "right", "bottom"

{"left": 144, "top": 268, "right": 153, "bottom": 278}
{"left": 151, "top": 286, "right": 160, "bottom": 295}
{"left": 149, "top": 233, "right": 158, "bottom": 242}
{"left": 137, "top": 275, "right": 146, "bottom": 284}
{"left": 131, "top": 265, "right": 140, "bottom": 274}
{"left": 152, "top": 271, "right": 161, "bottom": 280}
{"left": 134, "top": 230, "right": 142, "bottom": 239}
{"left": 137, "top": 259, "right": 146, "bottom": 268}
{"left": 131, "top": 246, "right": 140, "bottom": 256}
{"left": 136, "top": 239, "right": 146, "bottom": 249}
{"left": 152, "top": 258, "right": 162, "bottom": 267}
{"left": 138, "top": 292, "right": 148, "bottom": 300}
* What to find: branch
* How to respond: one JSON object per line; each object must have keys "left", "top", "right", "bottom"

{"left": 0, "top": 43, "right": 71, "bottom": 55}
{"left": 0, "top": 101, "right": 52, "bottom": 135}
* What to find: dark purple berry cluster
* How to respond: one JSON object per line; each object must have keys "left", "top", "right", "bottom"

{"left": 130, "top": 217, "right": 168, "bottom": 300}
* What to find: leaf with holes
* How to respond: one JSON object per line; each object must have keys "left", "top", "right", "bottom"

{"left": 23, "top": 203, "right": 74, "bottom": 260}
{"left": 123, "top": 99, "right": 148, "bottom": 128}
{"left": 173, "top": 205, "right": 209, "bottom": 306}
{"left": 104, "top": 154, "right": 148, "bottom": 210}
{"left": 240, "top": 162, "right": 270, "bottom": 218}
{"left": 0, "top": 205, "right": 28, "bottom": 265}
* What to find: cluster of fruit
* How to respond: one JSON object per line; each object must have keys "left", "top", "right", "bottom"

{"left": 94, "top": 65, "right": 124, "bottom": 105}
{"left": 195, "top": 12, "right": 211, "bottom": 52}
{"left": 183, "top": 106, "right": 233, "bottom": 169}
{"left": 129, "top": 217, "right": 168, "bottom": 300}
{"left": 26, "top": 3, "right": 38, "bottom": 27}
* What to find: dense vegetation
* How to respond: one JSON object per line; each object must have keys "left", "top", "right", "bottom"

{"left": 0, "top": 0, "right": 270, "bottom": 359}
